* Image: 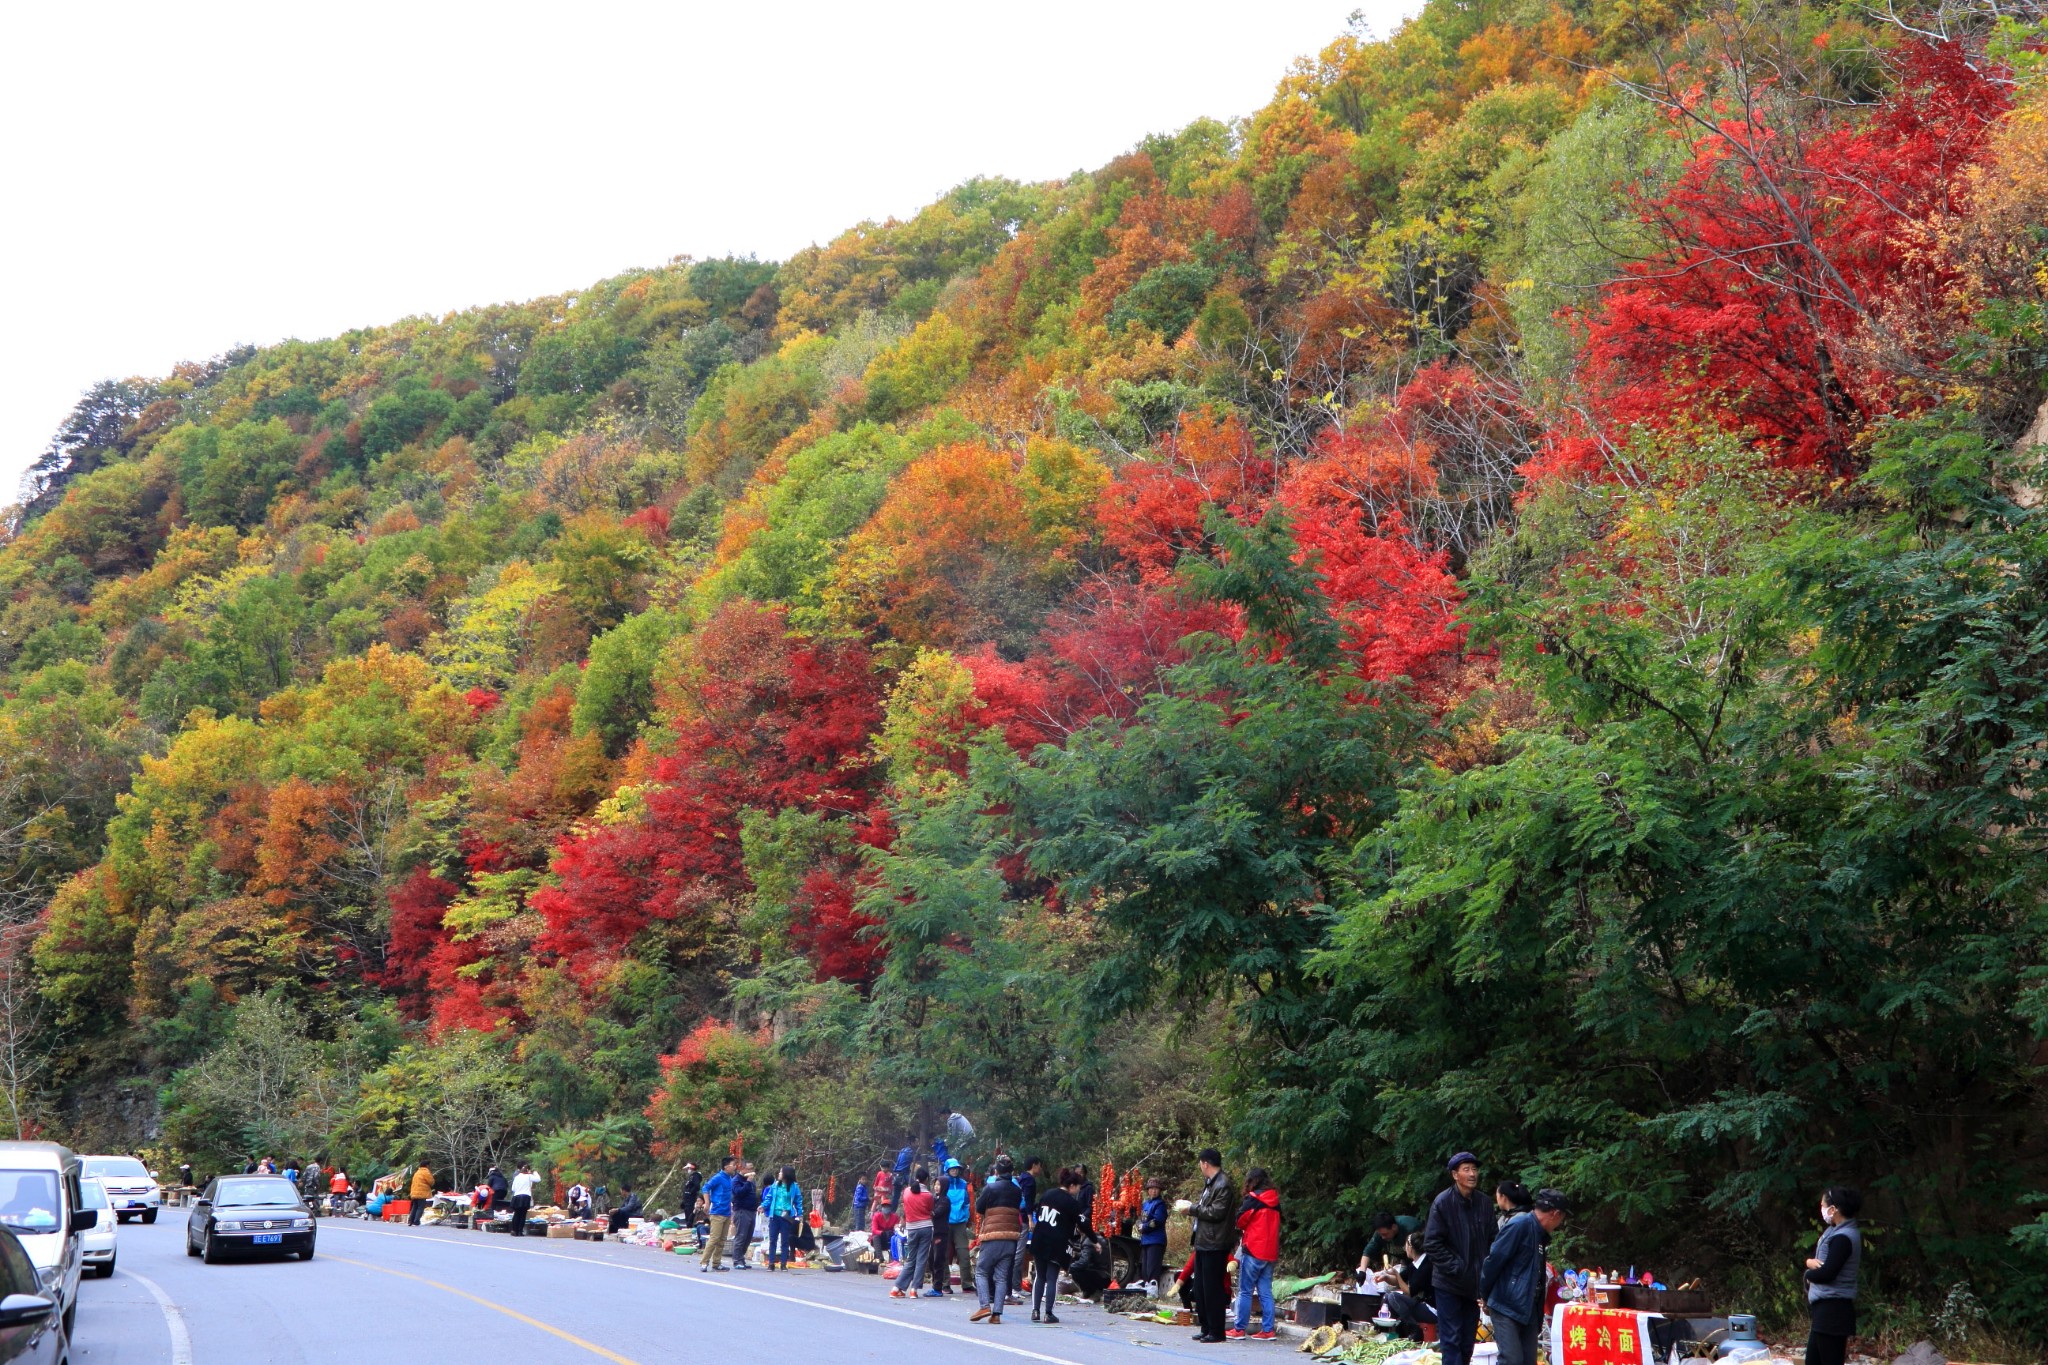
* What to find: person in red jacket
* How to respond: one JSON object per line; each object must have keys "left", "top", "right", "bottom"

{"left": 1229, "top": 1168, "right": 1280, "bottom": 1340}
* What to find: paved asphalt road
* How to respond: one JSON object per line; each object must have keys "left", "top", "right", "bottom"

{"left": 70, "top": 1217, "right": 1261, "bottom": 1365}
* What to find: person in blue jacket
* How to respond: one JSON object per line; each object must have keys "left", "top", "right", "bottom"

{"left": 852, "top": 1178, "right": 871, "bottom": 1231}
{"left": 941, "top": 1159, "right": 973, "bottom": 1292}
{"left": 1137, "top": 1178, "right": 1169, "bottom": 1290}
{"left": 765, "top": 1164, "right": 804, "bottom": 1270}
{"left": 701, "top": 1155, "right": 737, "bottom": 1272}
{"left": 1478, "top": 1189, "right": 1569, "bottom": 1365}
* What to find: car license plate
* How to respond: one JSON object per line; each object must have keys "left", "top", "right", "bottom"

{"left": 253, "top": 1233, "right": 282, "bottom": 1244}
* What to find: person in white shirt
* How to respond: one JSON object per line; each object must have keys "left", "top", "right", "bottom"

{"left": 509, "top": 1164, "right": 539, "bottom": 1237}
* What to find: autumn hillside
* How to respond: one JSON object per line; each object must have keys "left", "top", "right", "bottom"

{"left": 5, "top": 0, "right": 2048, "bottom": 1346}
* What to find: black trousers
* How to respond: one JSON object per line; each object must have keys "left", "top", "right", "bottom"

{"left": 930, "top": 1222, "right": 954, "bottom": 1289}
{"left": 1806, "top": 1333, "right": 1848, "bottom": 1365}
{"left": 1194, "top": 1248, "right": 1230, "bottom": 1339}
{"left": 407, "top": 1197, "right": 426, "bottom": 1226}
{"left": 1141, "top": 1243, "right": 1165, "bottom": 1286}
{"left": 509, "top": 1193, "right": 532, "bottom": 1236}
{"left": 729, "top": 1210, "right": 757, "bottom": 1263}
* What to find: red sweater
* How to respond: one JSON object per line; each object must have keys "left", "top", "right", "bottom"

{"left": 1237, "top": 1188, "right": 1280, "bottom": 1262}
{"left": 900, "top": 1189, "right": 936, "bottom": 1228}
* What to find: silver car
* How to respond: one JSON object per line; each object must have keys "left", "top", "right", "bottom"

{"left": 72, "top": 1184, "right": 113, "bottom": 1280}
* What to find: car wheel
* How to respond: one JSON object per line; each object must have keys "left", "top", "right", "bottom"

{"left": 201, "top": 1232, "right": 222, "bottom": 1264}
{"left": 114, "top": 1212, "right": 128, "bottom": 1225}
{"left": 98, "top": 1258, "right": 116, "bottom": 1278}
{"left": 61, "top": 1299, "right": 75, "bottom": 1341}
{"left": 185, "top": 1233, "right": 199, "bottom": 1257}
{"left": 141, "top": 1210, "right": 157, "bottom": 1225}
{"left": 300, "top": 1244, "right": 315, "bottom": 1261}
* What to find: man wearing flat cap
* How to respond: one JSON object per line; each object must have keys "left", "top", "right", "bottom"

{"left": 1424, "top": 1151, "right": 1493, "bottom": 1365}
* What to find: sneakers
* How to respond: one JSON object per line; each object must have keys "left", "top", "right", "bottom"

{"left": 1031, "top": 1310, "right": 1041, "bottom": 1323}
{"left": 1044, "top": 1313, "right": 1060, "bottom": 1324}
{"left": 922, "top": 1289, "right": 944, "bottom": 1298}
{"left": 970, "top": 1308, "right": 992, "bottom": 1323}
{"left": 1226, "top": 1330, "right": 1247, "bottom": 1340}
{"left": 890, "top": 1290, "right": 909, "bottom": 1298}
{"left": 1253, "top": 1331, "right": 1278, "bottom": 1341}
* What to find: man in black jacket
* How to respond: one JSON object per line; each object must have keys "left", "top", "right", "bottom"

{"left": 1424, "top": 1151, "right": 1493, "bottom": 1365}
{"left": 1190, "top": 1148, "right": 1235, "bottom": 1345}
{"left": 678, "top": 1162, "right": 702, "bottom": 1231}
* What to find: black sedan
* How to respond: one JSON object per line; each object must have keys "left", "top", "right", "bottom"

{"left": 185, "top": 1176, "right": 316, "bottom": 1263}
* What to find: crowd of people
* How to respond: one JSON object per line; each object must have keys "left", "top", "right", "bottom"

{"left": 241, "top": 1138, "right": 1862, "bottom": 1360}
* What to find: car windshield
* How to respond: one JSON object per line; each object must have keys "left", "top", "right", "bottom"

{"left": 83, "top": 1157, "right": 147, "bottom": 1180}
{"left": 78, "top": 1178, "right": 108, "bottom": 1211}
{"left": 214, "top": 1178, "right": 300, "bottom": 1208}
{"left": 0, "top": 1172, "right": 61, "bottom": 1232}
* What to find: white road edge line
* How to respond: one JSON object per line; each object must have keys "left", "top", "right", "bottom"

{"left": 325, "top": 1222, "right": 1087, "bottom": 1365}
{"left": 125, "top": 1269, "right": 196, "bottom": 1365}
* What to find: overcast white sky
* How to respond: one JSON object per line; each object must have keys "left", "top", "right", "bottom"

{"left": 0, "top": 1, "right": 1418, "bottom": 500}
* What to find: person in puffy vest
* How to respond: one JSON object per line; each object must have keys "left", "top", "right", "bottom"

{"left": 969, "top": 1157, "right": 1026, "bottom": 1323}
{"left": 1803, "top": 1187, "right": 1864, "bottom": 1365}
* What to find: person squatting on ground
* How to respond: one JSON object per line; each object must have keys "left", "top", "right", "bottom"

{"left": 1190, "top": 1148, "right": 1236, "bottom": 1344}
{"left": 969, "top": 1156, "right": 1025, "bottom": 1324}
{"left": 1425, "top": 1151, "right": 1495, "bottom": 1365}
{"left": 1379, "top": 1231, "right": 1435, "bottom": 1338}
{"left": 1479, "top": 1189, "right": 1570, "bottom": 1365}
{"left": 766, "top": 1165, "right": 804, "bottom": 1270}
{"left": 1028, "top": 1167, "right": 1088, "bottom": 1324}
{"left": 891, "top": 1166, "right": 937, "bottom": 1298}
{"left": 700, "top": 1155, "right": 737, "bottom": 1271}
{"left": 1228, "top": 1167, "right": 1280, "bottom": 1340}
{"left": 606, "top": 1184, "right": 643, "bottom": 1234}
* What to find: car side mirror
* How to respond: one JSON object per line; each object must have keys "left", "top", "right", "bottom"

{"left": 0, "top": 1294, "right": 54, "bottom": 1327}
{"left": 194, "top": 1198, "right": 210, "bottom": 1209}
{"left": 72, "top": 1209, "right": 97, "bottom": 1230}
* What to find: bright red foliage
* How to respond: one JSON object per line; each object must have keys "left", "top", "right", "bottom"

{"left": 532, "top": 602, "right": 885, "bottom": 965}
{"left": 1582, "top": 41, "right": 2006, "bottom": 474}
{"left": 379, "top": 865, "right": 459, "bottom": 1017}
{"left": 786, "top": 869, "right": 885, "bottom": 985}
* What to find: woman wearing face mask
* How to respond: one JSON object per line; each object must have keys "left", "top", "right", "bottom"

{"left": 1802, "top": 1187, "right": 1863, "bottom": 1365}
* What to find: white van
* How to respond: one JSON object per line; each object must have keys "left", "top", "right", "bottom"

{"left": 0, "top": 1143, "right": 95, "bottom": 1341}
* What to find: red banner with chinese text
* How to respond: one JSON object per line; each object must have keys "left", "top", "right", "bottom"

{"left": 1549, "top": 1304, "right": 1653, "bottom": 1365}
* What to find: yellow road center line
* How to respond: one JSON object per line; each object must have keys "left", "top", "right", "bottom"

{"left": 325, "top": 1253, "right": 641, "bottom": 1364}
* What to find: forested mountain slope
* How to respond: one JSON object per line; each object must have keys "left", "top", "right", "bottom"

{"left": 6, "top": 0, "right": 2048, "bottom": 1344}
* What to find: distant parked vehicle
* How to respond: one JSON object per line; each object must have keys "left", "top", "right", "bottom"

{"left": 72, "top": 1183, "right": 113, "bottom": 1281}
{"left": 185, "top": 1176, "right": 315, "bottom": 1264}
{"left": 77, "top": 1159, "right": 157, "bottom": 1226}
